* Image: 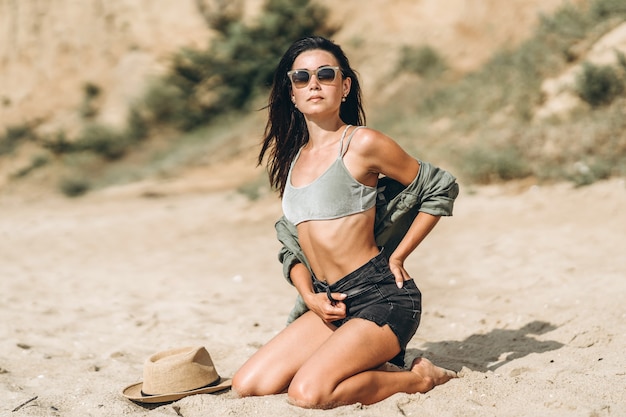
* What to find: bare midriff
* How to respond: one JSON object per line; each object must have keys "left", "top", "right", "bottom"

{"left": 296, "top": 206, "right": 380, "bottom": 285}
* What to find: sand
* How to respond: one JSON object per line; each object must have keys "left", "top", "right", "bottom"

{"left": 1, "top": 176, "right": 625, "bottom": 417}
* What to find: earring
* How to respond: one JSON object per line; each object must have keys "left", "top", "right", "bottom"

{"left": 341, "top": 96, "right": 346, "bottom": 102}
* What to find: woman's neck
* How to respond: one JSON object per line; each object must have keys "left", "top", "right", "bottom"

{"left": 305, "top": 119, "right": 347, "bottom": 150}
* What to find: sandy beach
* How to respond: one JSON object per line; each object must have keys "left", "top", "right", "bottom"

{"left": 1, "top": 173, "right": 625, "bottom": 416}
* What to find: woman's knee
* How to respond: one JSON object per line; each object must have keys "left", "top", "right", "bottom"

{"left": 232, "top": 364, "right": 288, "bottom": 397}
{"left": 287, "top": 383, "right": 326, "bottom": 409}
{"left": 232, "top": 367, "right": 270, "bottom": 397}
{"left": 287, "top": 373, "right": 335, "bottom": 409}
{"left": 231, "top": 368, "right": 255, "bottom": 397}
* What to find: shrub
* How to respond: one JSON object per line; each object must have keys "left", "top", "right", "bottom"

{"left": 141, "top": 0, "right": 337, "bottom": 131}
{"left": 140, "top": 78, "right": 192, "bottom": 129}
{"left": 42, "top": 131, "right": 75, "bottom": 155}
{"left": 125, "top": 106, "right": 149, "bottom": 142}
{"left": 60, "top": 177, "right": 90, "bottom": 197}
{"left": 0, "top": 124, "right": 34, "bottom": 155}
{"left": 75, "top": 124, "right": 128, "bottom": 160}
{"left": 575, "top": 62, "right": 624, "bottom": 107}
{"left": 460, "top": 145, "right": 532, "bottom": 184}
{"left": 590, "top": 0, "right": 626, "bottom": 20}
{"left": 80, "top": 82, "right": 102, "bottom": 119}
{"left": 397, "top": 45, "right": 447, "bottom": 78}
{"left": 538, "top": 3, "right": 589, "bottom": 41}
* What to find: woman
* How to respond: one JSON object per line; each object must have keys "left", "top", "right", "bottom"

{"left": 232, "top": 36, "right": 458, "bottom": 409}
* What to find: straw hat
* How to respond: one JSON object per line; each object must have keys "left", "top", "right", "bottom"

{"left": 122, "top": 346, "right": 232, "bottom": 403}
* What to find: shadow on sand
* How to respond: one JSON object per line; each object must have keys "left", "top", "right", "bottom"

{"left": 407, "top": 320, "right": 565, "bottom": 372}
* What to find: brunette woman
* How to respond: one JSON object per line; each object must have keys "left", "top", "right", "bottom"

{"left": 233, "top": 36, "right": 459, "bottom": 409}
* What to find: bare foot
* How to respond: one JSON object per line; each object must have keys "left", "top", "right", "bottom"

{"left": 410, "top": 357, "right": 457, "bottom": 393}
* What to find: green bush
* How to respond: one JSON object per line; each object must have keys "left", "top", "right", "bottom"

{"left": 125, "top": 106, "right": 149, "bottom": 142}
{"left": 575, "top": 62, "right": 624, "bottom": 107}
{"left": 75, "top": 124, "right": 128, "bottom": 160}
{"left": 0, "top": 124, "right": 34, "bottom": 155}
{"left": 397, "top": 45, "right": 447, "bottom": 78}
{"left": 590, "top": 0, "right": 626, "bottom": 20}
{"left": 460, "top": 145, "right": 532, "bottom": 184}
{"left": 80, "top": 82, "right": 102, "bottom": 119}
{"left": 42, "top": 131, "right": 75, "bottom": 155}
{"left": 140, "top": 78, "right": 192, "bottom": 129}
{"left": 566, "top": 159, "right": 613, "bottom": 187}
{"left": 59, "top": 177, "right": 90, "bottom": 197}
{"left": 538, "top": 3, "right": 589, "bottom": 42}
{"left": 141, "top": 0, "right": 337, "bottom": 131}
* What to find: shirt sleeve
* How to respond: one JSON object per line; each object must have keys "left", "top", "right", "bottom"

{"left": 415, "top": 160, "right": 459, "bottom": 216}
{"left": 275, "top": 216, "right": 308, "bottom": 285}
{"left": 275, "top": 216, "right": 312, "bottom": 324}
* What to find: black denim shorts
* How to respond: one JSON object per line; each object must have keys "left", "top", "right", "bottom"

{"left": 312, "top": 250, "right": 422, "bottom": 367}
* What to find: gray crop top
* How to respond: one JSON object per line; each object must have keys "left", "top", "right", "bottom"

{"left": 282, "top": 125, "right": 377, "bottom": 225}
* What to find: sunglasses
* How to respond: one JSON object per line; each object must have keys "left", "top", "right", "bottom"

{"left": 287, "top": 66, "right": 341, "bottom": 88}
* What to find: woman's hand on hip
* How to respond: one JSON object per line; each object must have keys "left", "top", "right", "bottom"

{"left": 389, "top": 257, "right": 411, "bottom": 289}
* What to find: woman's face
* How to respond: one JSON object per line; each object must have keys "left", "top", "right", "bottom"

{"left": 289, "top": 49, "right": 350, "bottom": 118}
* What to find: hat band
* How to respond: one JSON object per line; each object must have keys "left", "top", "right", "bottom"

{"left": 140, "top": 375, "right": 222, "bottom": 397}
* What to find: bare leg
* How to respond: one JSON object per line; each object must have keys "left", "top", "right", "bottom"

{"left": 287, "top": 318, "right": 457, "bottom": 409}
{"left": 232, "top": 311, "right": 336, "bottom": 396}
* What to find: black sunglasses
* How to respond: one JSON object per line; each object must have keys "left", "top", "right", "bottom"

{"left": 287, "top": 66, "right": 341, "bottom": 88}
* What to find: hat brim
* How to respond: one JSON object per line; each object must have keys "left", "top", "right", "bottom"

{"left": 122, "top": 377, "right": 232, "bottom": 404}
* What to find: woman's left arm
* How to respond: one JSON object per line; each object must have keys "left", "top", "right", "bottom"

{"left": 388, "top": 212, "right": 440, "bottom": 288}
{"left": 359, "top": 129, "right": 442, "bottom": 288}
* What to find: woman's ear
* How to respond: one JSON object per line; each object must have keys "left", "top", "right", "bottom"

{"left": 343, "top": 76, "right": 352, "bottom": 97}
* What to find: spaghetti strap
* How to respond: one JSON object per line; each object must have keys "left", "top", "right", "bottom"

{"left": 340, "top": 126, "right": 365, "bottom": 157}
{"left": 337, "top": 125, "right": 352, "bottom": 157}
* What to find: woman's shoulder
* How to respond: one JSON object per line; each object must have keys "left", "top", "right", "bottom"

{"left": 347, "top": 127, "right": 400, "bottom": 155}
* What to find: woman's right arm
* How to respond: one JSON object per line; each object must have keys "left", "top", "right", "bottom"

{"left": 289, "top": 263, "right": 347, "bottom": 323}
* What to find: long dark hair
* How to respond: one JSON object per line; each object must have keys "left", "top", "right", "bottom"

{"left": 258, "top": 36, "right": 366, "bottom": 197}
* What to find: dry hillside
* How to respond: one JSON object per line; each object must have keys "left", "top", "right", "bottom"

{"left": 1, "top": 0, "right": 574, "bottom": 137}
